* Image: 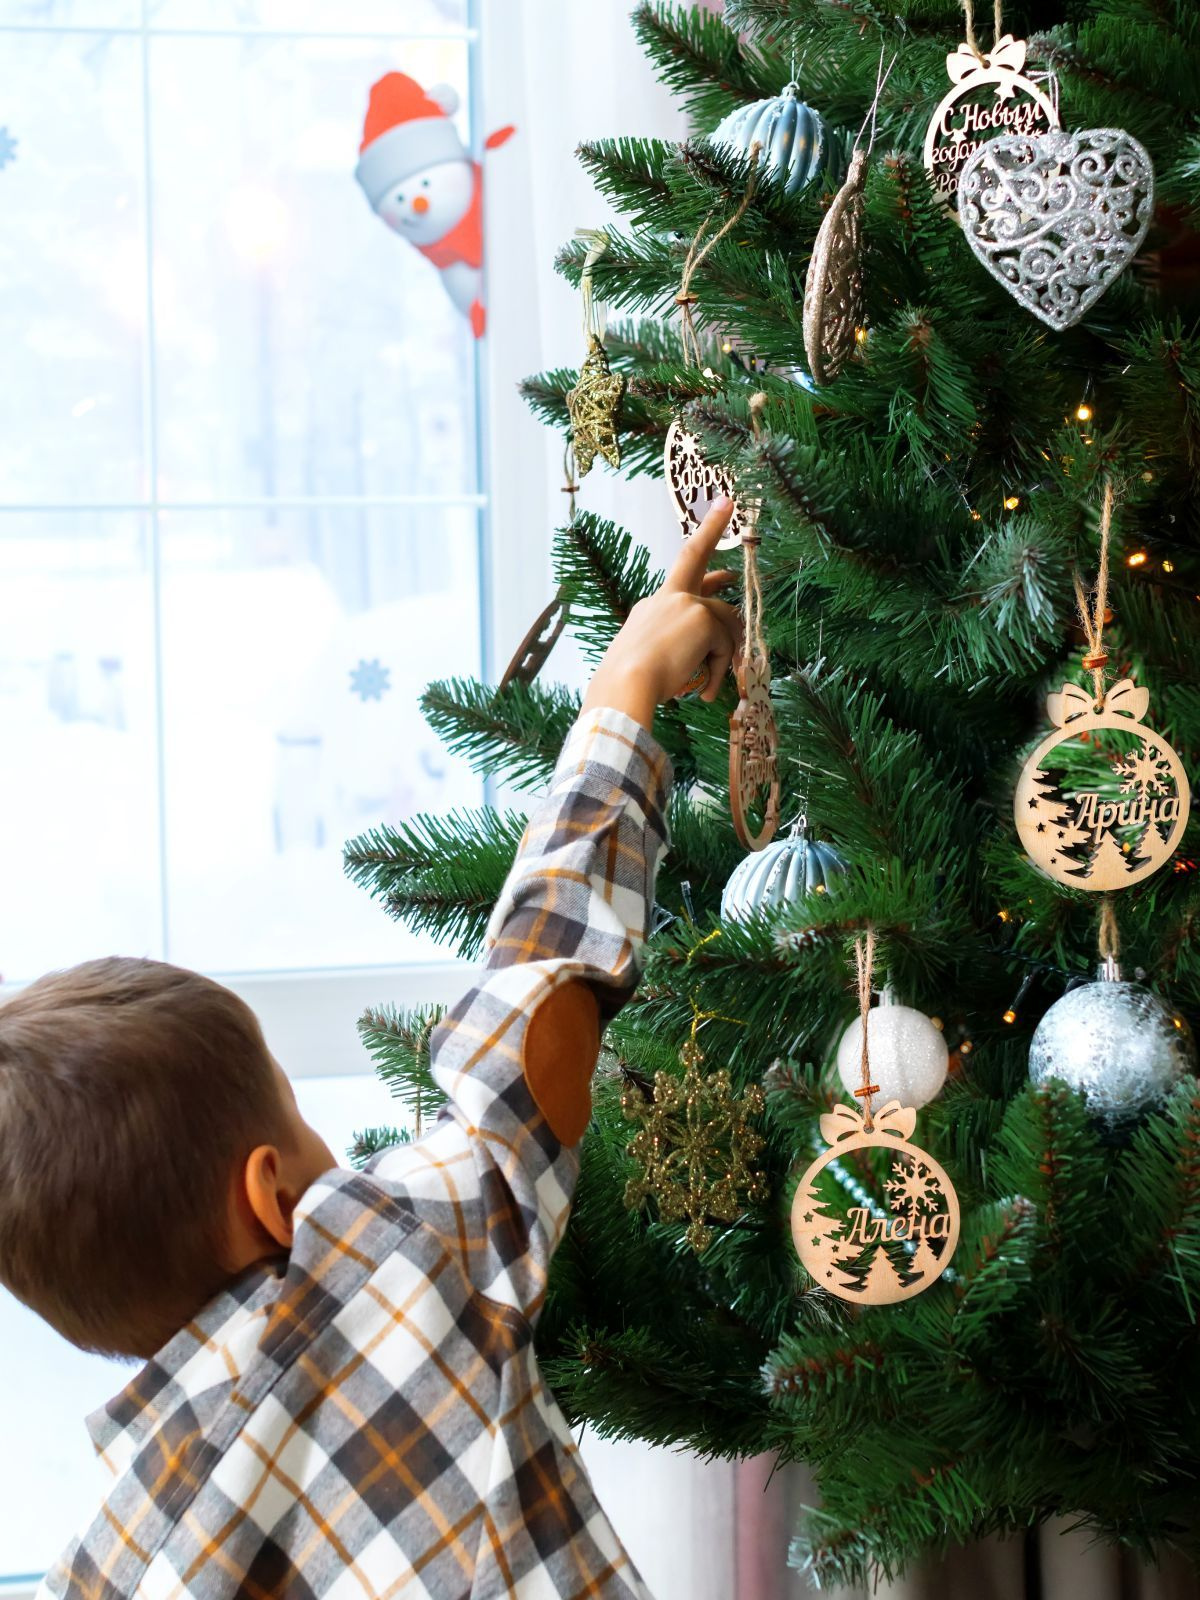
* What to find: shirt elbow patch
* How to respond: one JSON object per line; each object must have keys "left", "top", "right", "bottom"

{"left": 521, "top": 982, "right": 601, "bottom": 1146}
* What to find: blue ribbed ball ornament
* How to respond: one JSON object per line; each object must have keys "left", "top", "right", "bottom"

{"left": 709, "top": 83, "right": 841, "bottom": 197}
{"left": 721, "top": 829, "right": 845, "bottom": 923}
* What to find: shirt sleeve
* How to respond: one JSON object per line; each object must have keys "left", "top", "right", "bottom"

{"left": 368, "top": 705, "right": 672, "bottom": 1320}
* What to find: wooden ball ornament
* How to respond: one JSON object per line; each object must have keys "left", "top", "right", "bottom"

{"left": 1014, "top": 678, "right": 1190, "bottom": 890}
{"left": 729, "top": 650, "right": 780, "bottom": 852}
{"left": 791, "top": 1100, "right": 960, "bottom": 1304}
{"left": 664, "top": 417, "right": 749, "bottom": 551}
{"left": 922, "top": 32, "right": 1059, "bottom": 212}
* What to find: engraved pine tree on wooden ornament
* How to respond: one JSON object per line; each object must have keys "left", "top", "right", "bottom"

{"left": 1085, "top": 826, "right": 1136, "bottom": 885}
{"left": 1024, "top": 767, "right": 1091, "bottom": 871}
{"left": 794, "top": 1178, "right": 860, "bottom": 1292}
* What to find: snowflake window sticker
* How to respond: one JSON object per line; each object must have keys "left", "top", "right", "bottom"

{"left": 349, "top": 658, "right": 391, "bottom": 702}
{"left": 0, "top": 127, "right": 18, "bottom": 170}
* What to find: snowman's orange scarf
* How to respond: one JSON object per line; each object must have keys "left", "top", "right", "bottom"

{"left": 416, "top": 162, "right": 483, "bottom": 271}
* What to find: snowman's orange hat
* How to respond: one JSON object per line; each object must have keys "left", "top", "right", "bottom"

{"left": 355, "top": 71, "right": 466, "bottom": 211}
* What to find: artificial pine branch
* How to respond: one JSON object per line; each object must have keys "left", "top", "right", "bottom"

{"left": 631, "top": 2, "right": 779, "bottom": 128}
{"left": 357, "top": 1004, "right": 447, "bottom": 1123}
{"left": 344, "top": 806, "right": 527, "bottom": 956}
{"left": 420, "top": 677, "right": 580, "bottom": 791}
{"left": 551, "top": 512, "right": 659, "bottom": 661}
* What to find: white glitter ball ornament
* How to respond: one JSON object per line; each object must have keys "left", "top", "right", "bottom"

{"left": 1028, "top": 964, "right": 1195, "bottom": 1132}
{"left": 836, "top": 989, "right": 950, "bottom": 1110}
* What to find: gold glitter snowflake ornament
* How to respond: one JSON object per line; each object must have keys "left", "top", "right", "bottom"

{"left": 622, "top": 1037, "right": 768, "bottom": 1253}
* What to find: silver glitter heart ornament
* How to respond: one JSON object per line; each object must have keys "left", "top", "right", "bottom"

{"left": 958, "top": 127, "right": 1155, "bottom": 330}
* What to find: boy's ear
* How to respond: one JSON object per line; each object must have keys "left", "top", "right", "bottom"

{"left": 242, "top": 1145, "right": 296, "bottom": 1249}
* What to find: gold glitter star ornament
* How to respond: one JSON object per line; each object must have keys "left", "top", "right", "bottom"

{"left": 566, "top": 333, "right": 624, "bottom": 476}
{"left": 622, "top": 1037, "right": 769, "bottom": 1252}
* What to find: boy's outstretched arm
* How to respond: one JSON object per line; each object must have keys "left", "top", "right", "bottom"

{"left": 368, "top": 497, "right": 740, "bottom": 1318}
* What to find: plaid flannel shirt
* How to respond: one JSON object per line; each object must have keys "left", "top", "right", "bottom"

{"left": 41, "top": 706, "right": 672, "bottom": 1600}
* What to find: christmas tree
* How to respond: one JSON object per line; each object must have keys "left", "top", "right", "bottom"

{"left": 345, "top": 0, "right": 1200, "bottom": 1585}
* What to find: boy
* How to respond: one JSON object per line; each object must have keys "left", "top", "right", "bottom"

{"left": 2, "top": 499, "right": 739, "bottom": 1599}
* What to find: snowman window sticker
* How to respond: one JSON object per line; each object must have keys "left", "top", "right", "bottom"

{"left": 354, "top": 72, "right": 515, "bottom": 338}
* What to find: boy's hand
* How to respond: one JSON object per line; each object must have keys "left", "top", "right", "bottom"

{"left": 580, "top": 496, "right": 742, "bottom": 733}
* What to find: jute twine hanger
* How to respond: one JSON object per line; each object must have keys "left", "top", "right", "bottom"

{"left": 1073, "top": 476, "right": 1117, "bottom": 710}
{"left": 741, "top": 391, "right": 770, "bottom": 674}
{"left": 675, "top": 145, "right": 761, "bottom": 371}
{"left": 726, "top": 390, "right": 781, "bottom": 848}
{"left": 961, "top": 0, "right": 1005, "bottom": 62}
{"left": 852, "top": 927, "right": 880, "bottom": 1131}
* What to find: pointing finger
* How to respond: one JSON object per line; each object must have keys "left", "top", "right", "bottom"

{"left": 701, "top": 569, "right": 737, "bottom": 595}
{"left": 666, "top": 495, "right": 735, "bottom": 592}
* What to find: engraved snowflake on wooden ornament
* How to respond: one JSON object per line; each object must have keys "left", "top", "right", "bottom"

{"left": 622, "top": 1039, "right": 768, "bottom": 1253}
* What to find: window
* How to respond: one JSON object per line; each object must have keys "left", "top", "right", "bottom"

{"left": 0, "top": 0, "right": 486, "bottom": 1583}
{"left": 0, "top": 0, "right": 484, "bottom": 985}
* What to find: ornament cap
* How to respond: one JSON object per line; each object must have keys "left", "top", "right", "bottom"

{"left": 1098, "top": 955, "right": 1122, "bottom": 982}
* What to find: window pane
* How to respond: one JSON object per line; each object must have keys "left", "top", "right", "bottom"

{"left": 0, "top": 1073, "right": 404, "bottom": 1583}
{"left": 0, "top": 513, "right": 161, "bottom": 983}
{"left": 147, "top": 32, "right": 477, "bottom": 502}
{"left": 148, "top": 0, "right": 468, "bottom": 30}
{"left": 293, "top": 1073, "right": 410, "bottom": 1166}
{"left": 159, "top": 504, "right": 482, "bottom": 972}
{"left": 0, "top": 30, "right": 145, "bottom": 504}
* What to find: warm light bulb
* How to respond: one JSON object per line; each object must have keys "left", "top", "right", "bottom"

{"left": 1003, "top": 494, "right": 1020, "bottom": 510}
{"left": 1003, "top": 1008, "right": 1017, "bottom": 1025}
{"left": 1127, "top": 551, "right": 1148, "bottom": 567}
{"left": 970, "top": 509, "right": 982, "bottom": 521}
{"left": 1075, "top": 402, "right": 1093, "bottom": 421}
{"left": 721, "top": 340, "right": 733, "bottom": 353}
{"left": 854, "top": 326, "right": 868, "bottom": 344}
{"left": 960, "top": 1040, "right": 974, "bottom": 1055}
{"left": 998, "top": 908, "right": 1011, "bottom": 923}
{"left": 1163, "top": 559, "right": 1175, "bottom": 574}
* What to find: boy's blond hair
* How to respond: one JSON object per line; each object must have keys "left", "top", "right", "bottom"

{"left": 0, "top": 957, "right": 288, "bottom": 1359}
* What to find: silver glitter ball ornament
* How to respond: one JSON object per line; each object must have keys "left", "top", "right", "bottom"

{"left": 1028, "top": 964, "right": 1195, "bottom": 1132}
{"left": 721, "top": 827, "right": 845, "bottom": 923}
{"left": 709, "top": 83, "right": 843, "bottom": 197}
